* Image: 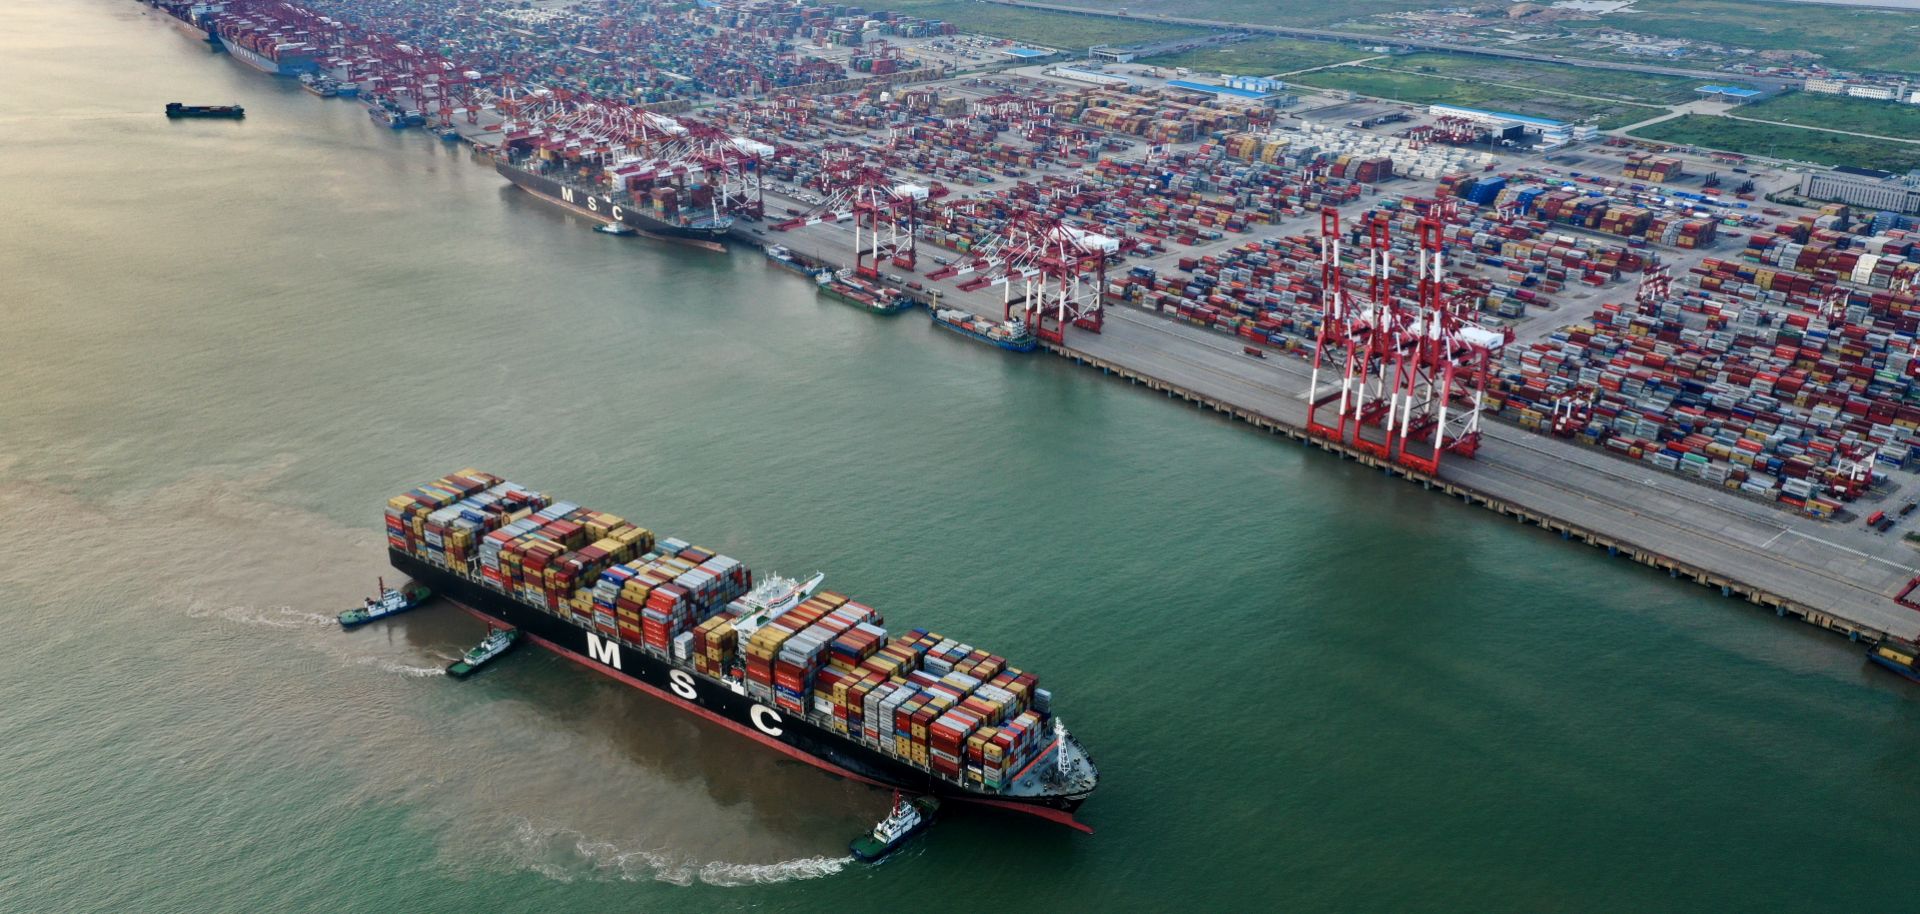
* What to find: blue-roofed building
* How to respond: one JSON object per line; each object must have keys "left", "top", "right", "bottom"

{"left": 1696, "top": 84, "right": 1763, "bottom": 104}
{"left": 1166, "top": 79, "right": 1273, "bottom": 102}
{"left": 1004, "top": 47, "right": 1056, "bottom": 60}
{"left": 1427, "top": 104, "right": 1566, "bottom": 130}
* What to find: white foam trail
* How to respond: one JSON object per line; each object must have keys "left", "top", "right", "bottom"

{"left": 188, "top": 602, "right": 337, "bottom": 629}
{"left": 351, "top": 657, "right": 446, "bottom": 678}
{"left": 508, "top": 819, "right": 849, "bottom": 887}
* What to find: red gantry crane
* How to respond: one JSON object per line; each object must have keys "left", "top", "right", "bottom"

{"left": 1305, "top": 207, "right": 1503, "bottom": 474}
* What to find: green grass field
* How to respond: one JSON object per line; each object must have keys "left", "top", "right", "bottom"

{"left": 1605, "top": 0, "right": 1920, "bottom": 75}
{"left": 1738, "top": 92, "right": 1920, "bottom": 143}
{"left": 1140, "top": 38, "right": 1371, "bottom": 76}
{"left": 882, "top": 1, "right": 1212, "bottom": 49}
{"left": 1629, "top": 115, "right": 1920, "bottom": 172}
{"left": 1290, "top": 67, "right": 1661, "bottom": 128}
{"left": 1056, "top": 0, "right": 1430, "bottom": 29}
{"left": 1367, "top": 54, "right": 1707, "bottom": 105}
{"left": 1035, "top": 0, "right": 1920, "bottom": 75}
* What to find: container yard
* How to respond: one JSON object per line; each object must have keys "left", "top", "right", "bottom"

{"left": 134, "top": 0, "right": 1920, "bottom": 668}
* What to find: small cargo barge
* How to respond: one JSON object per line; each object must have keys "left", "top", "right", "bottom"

{"left": 931, "top": 309, "right": 1037, "bottom": 352}
{"left": 165, "top": 102, "right": 244, "bottom": 119}
{"left": 817, "top": 270, "right": 912, "bottom": 315}
{"left": 1868, "top": 637, "right": 1920, "bottom": 684}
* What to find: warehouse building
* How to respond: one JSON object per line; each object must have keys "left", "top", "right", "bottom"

{"left": 1799, "top": 168, "right": 1920, "bottom": 214}
{"left": 1695, "top": 85, "right": 1763, "bottom": 105}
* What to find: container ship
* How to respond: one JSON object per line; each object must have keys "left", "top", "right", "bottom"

{"left": 817, "top": 270, "right": 912, "bottom": 314}
{"left": 932, "top": 308, "right": 1038, "bottom": 352}
{"left": 763, "top": 244, "right": 817, "bottom": 277}
{"left": 384, "top": 471, "right": 1099, "bottom": 830}
{"left": 146, "top": 0, "right": 222, "bottom": 44}
{"left": 495, "top": 146, "right": 733, "bottom": 250}
{"left": 213, "top": 12, "right": 319, "bottom": 76}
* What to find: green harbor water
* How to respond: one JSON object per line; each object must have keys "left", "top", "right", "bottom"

{"left": 3, "top": 3, "right": 1918, "bottom": 911}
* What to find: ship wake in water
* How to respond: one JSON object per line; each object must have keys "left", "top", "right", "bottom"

{"left": 349, "top": 656, "right": 447, "bottom": 678}
{"left": 188, "top": 602, "right": 339, "bottom": 629}
{"left": 507, "top": 818, "right": 852, "bottom": 887}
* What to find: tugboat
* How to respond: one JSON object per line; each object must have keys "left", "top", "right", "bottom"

{"left": 1867, "top": 636, "right": 1920, "bottom": 683}
{"left": 165, "top": 102, "right": 244, "bottom": 119}
{"left": 338, "top": 578, "right": 431, "bottom": 629}
{"left": 446, "top": 626, "right": 520, "bottom": 679}
{"left": 849, "top": 794, "right": 939, "bottom": 862}
{"left": 594, "top": 221, "right": 636, "bottom": 236}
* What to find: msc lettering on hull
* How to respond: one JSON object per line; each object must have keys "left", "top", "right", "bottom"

{"left": 558, "top": 184, "right": 618, "bottom": 218}
{"left": 586, "top": 632, "right": 622, "bottom": 670}
{"left": 749, "top": 704, "right": 784, "bottom": 737}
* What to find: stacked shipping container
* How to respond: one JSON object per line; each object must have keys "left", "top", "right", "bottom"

{"left": 390, "top": 471, "right": 1063, "bottom": 790}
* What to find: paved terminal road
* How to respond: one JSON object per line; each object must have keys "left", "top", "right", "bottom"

{"left": 1071, "top": 305, "right": 1920, "bottom": 639}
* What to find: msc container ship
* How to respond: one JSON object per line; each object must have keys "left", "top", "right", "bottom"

{"left": 494, "top": 149, "right": 733, "bottom": 250}
{"left": 385, "top": 470, "right": 1099, "bottom": 831}
{"left": 213, "top": 15, "right": 319, "bottom": 76}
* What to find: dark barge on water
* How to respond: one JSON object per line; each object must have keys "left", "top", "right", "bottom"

{"left": 165, "top": 102, "right": 244, "bottom": 119}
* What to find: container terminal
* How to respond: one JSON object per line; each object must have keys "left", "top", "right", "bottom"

{"left": 137, "top": 0, "right": 1920, "bottom": 656}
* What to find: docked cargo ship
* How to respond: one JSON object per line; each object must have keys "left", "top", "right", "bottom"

{"left": 1868, "top": 637, "right": 1920, "bottom": 683}
{"left": 147, "top": 0, "right": 221, "bottom": 44}
{"left": 214, "top": 16, "right": 319, "bottom": 76}
{"left": 932, "top": 308, "right": 1038, "bottom": 352}
{"left": 494, "top": 151, "right": 732, "bottom": 249}
{"left": 386, "top": 471, "right": 1098, "bottom": 830}
{"left": 763, "top": 244, "right": 817, "bottom": 277}
{"left": 817, "top": 270, "right": 912, "bottom": 314}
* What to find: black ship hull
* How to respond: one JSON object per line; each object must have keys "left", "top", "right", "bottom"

{"left": 388, "top": 549, "right": 1092, "bottom": 831}
{"left": 494, "top": 160, "right": 731, "bottom": 247}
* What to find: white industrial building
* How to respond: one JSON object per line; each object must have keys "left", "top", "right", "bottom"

{"left": 1799, "top": 169, "right": 1920, "bottom": 214}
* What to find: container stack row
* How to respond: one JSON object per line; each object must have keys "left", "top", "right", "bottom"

{"left": 1497, "top": 297, "right": 1918, "bottom": 513}
{"left": 1622, "top": 152, "right": 1686, "bottom": 184}
{"left": 1054, "top": 86, "right": 1250, "bottom": 145}
{"left": 1440, "top": 173, "right": 1720, "bottom": 250}
{"left": 1234, "top": 123, "right": 1495, "bottom": 180}
{"left": 305, "top": 0, "right": 858, "bottom": 104}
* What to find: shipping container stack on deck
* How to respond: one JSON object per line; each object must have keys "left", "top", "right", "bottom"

{"left": 388, "top": 471, "right": 1072, "bottom": 794}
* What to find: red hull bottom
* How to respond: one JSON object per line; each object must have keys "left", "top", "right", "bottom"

{"left": 445, "top": 600, "right": 1094, "bottom": 833}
